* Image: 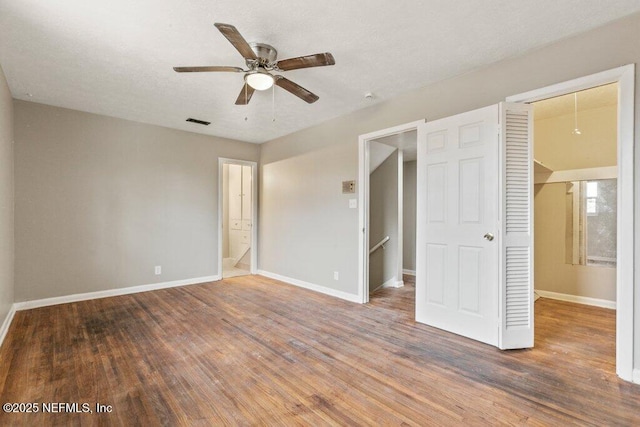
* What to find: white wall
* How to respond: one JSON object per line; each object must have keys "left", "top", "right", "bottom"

{"left": 0, "top": 63, "right": 14, "bottom": 326}
{"left": 258, "top": 13, "right": 640, "bottom": 371}
{"left": 403, "top": 160, "right": 416, "bottom": 272}
{"left": 369, "top": 148, "right": 398, "bottom": 290}
{"left": 14, "top": 100, "right": 260, "bottom": 301}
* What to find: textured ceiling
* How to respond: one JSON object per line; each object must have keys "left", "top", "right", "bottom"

{"left": 374, "top": 130, "right": 418, "bottom": 162}
{"left": 1, "top": 1, "right": 639, "bottom": 143}
{"left": 533, "top": 83, "right": 618, "bottom": 120}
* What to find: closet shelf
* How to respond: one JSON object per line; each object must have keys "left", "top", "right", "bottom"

{"left": 533, "top": 159, "right": 553, "bottom": 185}
{"left": 533, "top": 159, "right": 553, "bottom": 174}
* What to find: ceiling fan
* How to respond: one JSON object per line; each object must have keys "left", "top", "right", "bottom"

{"left": 174, "top": 23, "right": 335, "bottom": 105}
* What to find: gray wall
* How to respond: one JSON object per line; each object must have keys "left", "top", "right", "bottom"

{"left": 0, "top": 64, "right": 14, "bottom": 324}
{"left": 14, "top": 101, "right": 259, "bottom": 301}
{"left": 258, "top": 13, "right": 640, "bottom": 370}
{"left": 369, "top": 147, "right": 398, "bottom": 291}
{"left": 403, "top": 160, "right": 416, "bottom": 272}
{"left": 259, "top": 142, "right": 358, "bottom": 291}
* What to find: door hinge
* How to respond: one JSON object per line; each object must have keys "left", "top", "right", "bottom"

{"left": 497, "top": 124, "right": 501, "bottom": 135}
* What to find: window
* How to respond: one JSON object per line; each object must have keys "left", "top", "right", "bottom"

{"left": 565, "top": 179, "right": 617, "bottom": 267}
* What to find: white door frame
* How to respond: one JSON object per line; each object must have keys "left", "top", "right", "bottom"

{"left": 218, "top": 158, "right": 258, "bottom": 277}
{"left": 506, "top": 64, "right": 635, "bottom": 382}
{"left": 358, "top": 120, "right": 425, "bottom": 303}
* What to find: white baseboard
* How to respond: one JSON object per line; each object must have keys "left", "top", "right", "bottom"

{"left": 535, "top": 290, "right": 616, "bottom": 310}
{"left": 369, "top": 277, "right": 405, "bottom": 294}
{"left": 0, "top": 304, "right": 17, "bottom": 349}
{"left": 402, "top": 269, "right": 416, "bottom": 276}
{"left": 633, "top": 369, "right": 640, "bottom": 385}
{"left": 13, "top": 275, "right": 221, "bottom": 311}
{"left": 257, "top": 270, "right": 360, "bottom": 303}
{"left": 382, "top": 277, "right": 404, "bottom": 289}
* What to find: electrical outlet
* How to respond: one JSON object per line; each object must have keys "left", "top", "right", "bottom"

{"left": 155, "top": 266, "right": 162, "bottom": 275}
{"left": 333, "top": 271, "right": 339, "bottom": 281}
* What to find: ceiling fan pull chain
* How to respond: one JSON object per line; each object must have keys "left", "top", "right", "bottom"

{"left": 272, "top": 84, "right": 276, "bottom": 122}
{"left": 244, "top": 84, "right": 249, "bottom": 121}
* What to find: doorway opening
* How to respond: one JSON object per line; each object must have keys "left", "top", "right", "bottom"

{"left": 507, "top": 64, "right": 635, "bottom": 381}
{"left": 218, "top": 158, "right": 258, "bottom": 279}
{"left": 531, "top": 84, "right": 618, "bottom": 374}
{"left": 532, "top": 84, "right": 618, "bottom": 307}
{"left": 358, "top": 121, "right": 423, "bottom": 304}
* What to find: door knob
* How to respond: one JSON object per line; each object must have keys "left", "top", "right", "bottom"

{"left": 483, "top": 233, "right": 494, "bottom": 241}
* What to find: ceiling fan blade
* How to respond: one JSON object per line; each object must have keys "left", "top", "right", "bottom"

{"left": 173, "top": 66, "right": 244, "bottom": 73}
{"left": 276, "top": 53, "right": 335, "bottom": 71}
{"left": 214, "top": 23, "right": 257, "bottom": 60}
{"left": 235, "top": 83, "right": 255, "bottom": 105}
{"left": 275, "top": 76, "right": 319, "bottom": 103}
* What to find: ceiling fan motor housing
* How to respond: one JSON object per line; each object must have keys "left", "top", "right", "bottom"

{"left": 248, "top": 43, "right": 278, "bottom": 68}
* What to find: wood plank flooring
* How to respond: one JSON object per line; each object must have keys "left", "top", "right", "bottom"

{"left": 0, "top": 275, "right": 638, "bottom": 425}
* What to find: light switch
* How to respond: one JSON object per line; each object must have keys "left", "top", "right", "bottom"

{"left": 349, "top": 199, "right": 357, "bottom": 209}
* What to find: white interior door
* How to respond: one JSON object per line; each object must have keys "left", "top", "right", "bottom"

{"left": 416, "top": 103, "right": 533, "bottom": 349}
{"left": 416, "top": 105, "right": 500, "bottom": 346}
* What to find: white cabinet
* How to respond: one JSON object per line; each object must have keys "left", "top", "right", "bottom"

{"left": 227, "top": 164, "right": 252, "bottom": 261}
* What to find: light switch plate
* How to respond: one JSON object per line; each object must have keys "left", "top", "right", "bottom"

{"left": 349, "top": 199, "right": 357, "bottom": 209}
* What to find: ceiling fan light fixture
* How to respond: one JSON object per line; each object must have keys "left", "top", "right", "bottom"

{"left": 245, "top": 70, "right": 274, "bottom": 91}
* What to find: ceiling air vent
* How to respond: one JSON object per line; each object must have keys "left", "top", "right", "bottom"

{"left": 186, "top": 118, "right": 211, "bottom": 126}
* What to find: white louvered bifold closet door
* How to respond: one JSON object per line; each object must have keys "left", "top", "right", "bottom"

{"left": 499, "top": 102, "right": 534, "bottom": 350}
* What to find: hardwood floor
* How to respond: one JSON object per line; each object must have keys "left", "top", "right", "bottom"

{"left": 0, "top": 276, "right": 638, "bottom": 425}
